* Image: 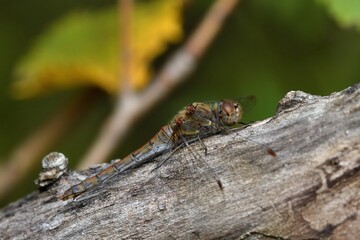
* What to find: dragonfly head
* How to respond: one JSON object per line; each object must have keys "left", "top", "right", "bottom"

{"left": 220, "top": 100, "right": 243, "bottom": 126}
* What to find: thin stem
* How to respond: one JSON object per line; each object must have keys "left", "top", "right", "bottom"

{"left": 78, "top": 0, "right": 240, "bottom": 169}
{"left": 0, "top": 90, "right": 98, "bottom": 199}
{"left": 119, "top": 0, "right": 134, "bottom": 96}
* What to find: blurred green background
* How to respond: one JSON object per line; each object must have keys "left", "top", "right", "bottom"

{"left": 0, "top": 0, "right": 359, "bottom": 208}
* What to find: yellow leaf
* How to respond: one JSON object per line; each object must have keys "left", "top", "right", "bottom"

{"left": 12, "top": 0, "right": 183, "bottom": 99}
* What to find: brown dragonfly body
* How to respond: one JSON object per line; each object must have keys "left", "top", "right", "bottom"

{"left": 61, "top": 100, "right": 244, "bottom": 200}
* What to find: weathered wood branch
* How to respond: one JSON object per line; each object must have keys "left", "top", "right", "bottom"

{"left": 1, "top": 83, "right": 360, "bottom": 239}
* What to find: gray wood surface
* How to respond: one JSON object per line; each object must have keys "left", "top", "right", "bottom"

{"left": 1, "top": 83, "right": 359, "bottom": 240}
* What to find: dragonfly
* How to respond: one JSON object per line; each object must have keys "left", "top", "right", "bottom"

{"left": 61, "top": 98, "right": 275, "bottom": 200}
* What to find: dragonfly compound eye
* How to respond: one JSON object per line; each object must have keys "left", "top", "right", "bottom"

{"left": 220, "top": 100, "right": 243, "bottom": 126}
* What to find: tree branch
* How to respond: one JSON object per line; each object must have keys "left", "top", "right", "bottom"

{"left": 1, "top": 83, "right": 359, "bottom": 239}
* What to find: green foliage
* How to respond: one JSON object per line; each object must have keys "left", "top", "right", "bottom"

{"left": 318, "top": 0, "right": 360, "bottom": 29}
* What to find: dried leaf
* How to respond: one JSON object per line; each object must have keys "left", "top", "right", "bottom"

{"left": 12, "top": 0, "right": 183, "bottom": 99}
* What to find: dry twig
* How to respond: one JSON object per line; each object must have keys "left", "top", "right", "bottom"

{"left": 0, "top": 0, "right": 239, "bottom": 200}
{"left": 119, "top": 0, "right": 134, "bottom": 96}
{"left": 0, "top": 90, "right": 98, "bottom": 200}
{"left": 79, "top": 0, "right": 240, "bottom": 169}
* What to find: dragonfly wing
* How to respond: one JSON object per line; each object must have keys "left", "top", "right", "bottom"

{"left": 236, "top": 95, "right": 256, "bottom": 114}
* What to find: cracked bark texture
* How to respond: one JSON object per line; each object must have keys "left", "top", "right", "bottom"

{"left": 1, "top": 83, "right": 359, "bottom": 240}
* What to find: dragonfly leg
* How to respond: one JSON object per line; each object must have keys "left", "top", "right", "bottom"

{"left": 197, "top": 136, "right": 208, "bottom": 155}
{"left": 152, "top": 143, "right": 184, "bottom": 171}
{"left": 237, "top": 122, "right": 252, "bottom": 130}
{"left": 179, "top": 135, "right": 223, "bottom": 191}
{"left": 233, "top": 130, "right": 277, "bottom": 158}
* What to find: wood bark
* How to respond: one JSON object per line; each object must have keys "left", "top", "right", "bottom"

{"left": 1, "top": 83, "right": 359, "bottom": 240}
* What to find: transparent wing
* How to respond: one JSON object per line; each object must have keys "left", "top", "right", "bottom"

{"left": 236, "top": 95, "right": 256, "bottom": 115}
{"left": 202, "top": 96, "right": 256, "bottom": 115}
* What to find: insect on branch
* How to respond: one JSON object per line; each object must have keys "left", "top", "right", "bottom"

{"left": 78, "top": 0, "right": 240, "bottom": 169}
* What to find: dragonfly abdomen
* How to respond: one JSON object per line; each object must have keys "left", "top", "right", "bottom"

{"left": 61, "top": 125, "right": 176, "bottom": 200}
